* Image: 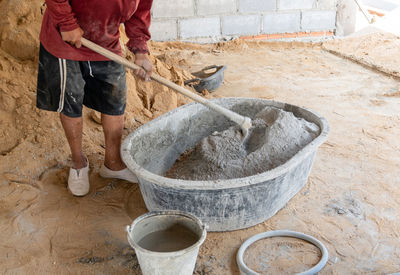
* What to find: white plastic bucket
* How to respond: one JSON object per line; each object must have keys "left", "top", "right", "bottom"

{"left": 126, "top": 210, "right": 207, "bottom": 275}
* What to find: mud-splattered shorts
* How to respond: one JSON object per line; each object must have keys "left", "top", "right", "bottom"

{"left": 36, "top": 44, "right": 127, "bottom": 117}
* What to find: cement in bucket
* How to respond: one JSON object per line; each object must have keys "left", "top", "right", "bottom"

{"left": 126, "top": 210, "right": 207, "bottom": 275}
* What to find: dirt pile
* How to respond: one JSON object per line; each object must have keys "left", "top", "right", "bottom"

{"left": 0, "top": 0, "right": 43, "bottom": 61}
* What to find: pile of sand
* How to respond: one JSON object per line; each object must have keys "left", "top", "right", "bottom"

{"left": 167, "top": 107, "right": 319, "bottom": 180}
{"left": 0, "top": 0, "right": 43, "bottom": 61}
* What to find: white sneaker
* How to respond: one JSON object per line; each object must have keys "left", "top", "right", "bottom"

{"left": 99, "top": 164, "right": 138, "bottom": 183}
{"left": 68, "top": 163, "right": 90, "bottom": 196}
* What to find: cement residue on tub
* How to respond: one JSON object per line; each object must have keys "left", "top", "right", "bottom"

{"left": 166, "top": 106, "right": 320, "bottom": 180}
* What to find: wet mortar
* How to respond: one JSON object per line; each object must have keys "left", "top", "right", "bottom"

{"left": 166, "top": 106, "right": 320, "bottom": 181}
{"left": 137, "top": 223, "right": 199, "bottom": 252}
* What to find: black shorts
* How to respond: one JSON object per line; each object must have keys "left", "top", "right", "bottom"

{"left": 37, "top": 44, "right": 127, "bottom": 117}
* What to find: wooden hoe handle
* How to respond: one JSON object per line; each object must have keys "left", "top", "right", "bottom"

{"left": 80, "top": 38, "right": 252, "bottom": 134}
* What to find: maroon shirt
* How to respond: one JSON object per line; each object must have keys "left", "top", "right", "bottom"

{"left": 40, "top": 0, "right": 153, "bottom": 61}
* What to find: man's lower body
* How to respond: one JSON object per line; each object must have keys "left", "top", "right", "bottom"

{"left": 37, "top": 44, "right": 137, "bottom": 196}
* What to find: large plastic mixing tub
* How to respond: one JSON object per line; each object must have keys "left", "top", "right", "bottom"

{"left": 122, "top": 98, "right": 329, "bottom": 231}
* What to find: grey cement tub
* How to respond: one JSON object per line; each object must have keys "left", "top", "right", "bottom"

{"left": 122, "top": 98, "right": 329, "bottom": 232}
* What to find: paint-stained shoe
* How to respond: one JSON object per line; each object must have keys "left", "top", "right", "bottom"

{"left": 68, "top": 163, "right": 90, "bottom": 196}
{"left": 99, "top": 164, "right": 138, "bottom": 183}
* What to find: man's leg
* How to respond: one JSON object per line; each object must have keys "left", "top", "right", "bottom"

{"left": 82, "top": 60, "right": 137, "bottom": 182}
{"left": 60, "top": 113, "right": 87, "bottom": 169}
{"left": 60, "top": 112, "right": 90, "bottom": 196}
{"left": 101, "top": 113, "right": 126, "bottom": 171}
{"left": 99, "top": 113, "right": 138, "bottom": 183}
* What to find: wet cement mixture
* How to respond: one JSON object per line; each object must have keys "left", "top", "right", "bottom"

{"left": 167, "top": 106, "right": 319, "bottom": 180}
{"left": 1, "top": 0, "right": 400, "bottom": 273}
{"left": 137, "top": 224, "right": 199, "bottom": 252}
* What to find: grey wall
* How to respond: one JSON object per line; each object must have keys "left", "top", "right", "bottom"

{"left": 150, "top": 0, "right": 338, "bottom": 41}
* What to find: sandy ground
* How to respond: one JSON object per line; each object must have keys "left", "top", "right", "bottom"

{"left": 1, "top": 36, "right": 400, "bottom": 274}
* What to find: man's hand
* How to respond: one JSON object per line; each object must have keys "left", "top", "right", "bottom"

{"left": 61, "top": 27, "right": 84, "bottom": 48}
{"left": 134, "top": 53, "right": 152, "bottom": 81}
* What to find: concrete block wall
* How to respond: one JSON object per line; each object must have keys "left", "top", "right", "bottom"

{"left": 150, "top": 0, "right": 337, "bottom": 41}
